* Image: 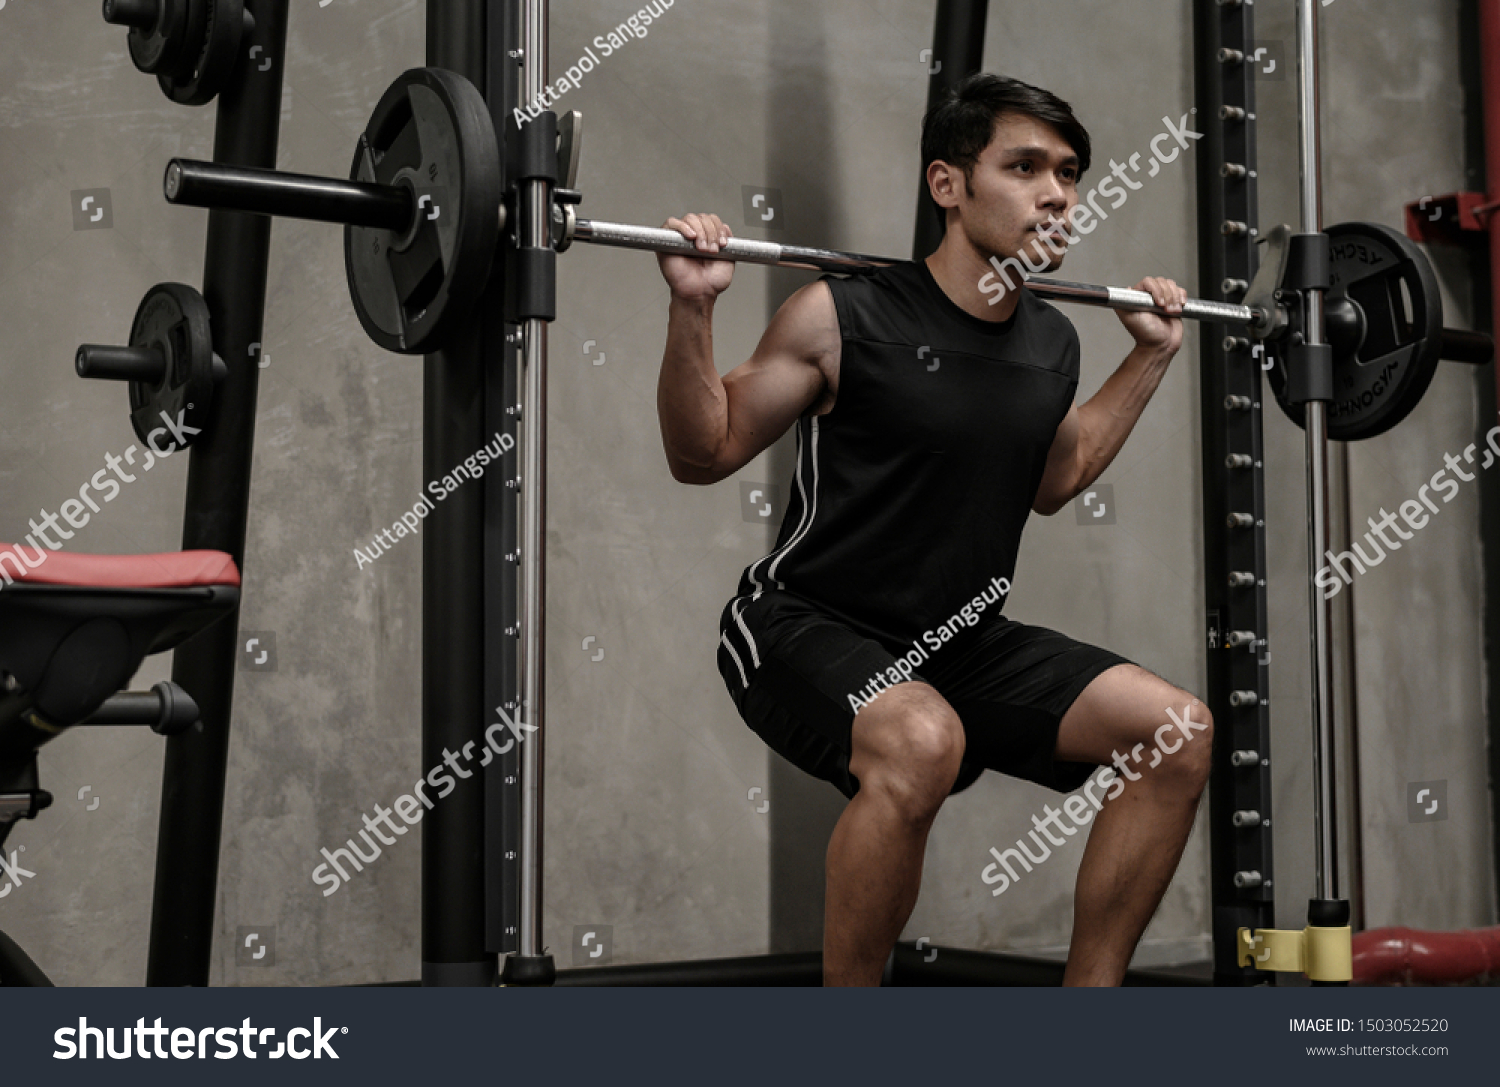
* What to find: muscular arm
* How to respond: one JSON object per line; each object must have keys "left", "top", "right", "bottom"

{"left": 1032, "top": 275, "right": 1186, "bottom": 516}
{"left": 659, "top": 280, "right": 840, "bottom": 486}
{"left": 1031, "top": 343, "right": 1176, "bottom": 515}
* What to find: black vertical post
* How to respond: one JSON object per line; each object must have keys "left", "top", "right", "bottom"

{"left": 423, "top": 0, "right": 501, "bottom": 987}
{"left": 146, "top": 0, "right": 290, "bottom": 987}
{"left": 912, "top": 0, "right": 989, "bottom": 261}
{"left": 1193, "top": 0, "right": 1277, "bottom": 985}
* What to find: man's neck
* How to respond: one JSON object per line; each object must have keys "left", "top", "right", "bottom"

{"left": 924, "top": 236, "right": 1023, "bottom": 323}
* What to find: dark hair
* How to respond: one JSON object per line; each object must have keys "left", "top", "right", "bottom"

{"left": 920, "top": 73, "right": 1092, "bottom": 221}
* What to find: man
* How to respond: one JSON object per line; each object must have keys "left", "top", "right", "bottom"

{"left": 654, "top": 73, "right": 1212, "bottom": 986}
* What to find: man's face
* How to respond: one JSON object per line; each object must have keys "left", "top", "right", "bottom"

{"left": 943, "top": 113, "right": 1081, "bottom": 272}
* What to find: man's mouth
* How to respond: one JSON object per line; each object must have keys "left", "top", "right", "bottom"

{"left": 1033, "top": 221, "right": 1069, "bottom": 243}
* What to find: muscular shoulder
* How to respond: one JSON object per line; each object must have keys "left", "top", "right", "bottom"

{"left": 765, "top": 280, "right": 841, "bottom": 415}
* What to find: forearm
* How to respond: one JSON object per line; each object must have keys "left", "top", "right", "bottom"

{"left": 658, "top": 295, "right": 729, "bottom": 482}
{"left": 1071, "top": 343, "right": 1176, "bottom": 494}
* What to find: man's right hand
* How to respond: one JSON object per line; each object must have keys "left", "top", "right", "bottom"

{"left": 658, "top": 213, "right": 736, "bottom": 301}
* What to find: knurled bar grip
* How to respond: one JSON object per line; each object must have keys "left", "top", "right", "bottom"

{"left": 569, "top": 218, "right": 898, "bottom": 274}
{"left": 1040, "top": 279, "right": 1257, "bottom": 325}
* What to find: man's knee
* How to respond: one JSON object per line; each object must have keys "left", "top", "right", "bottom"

{"left": 851, "top": 692, "right": 965, "bottom": 819}
{"left": 1157, "top": 697, "right": 1213, "bottom": 789}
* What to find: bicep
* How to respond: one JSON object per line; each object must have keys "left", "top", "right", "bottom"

{"left": 709, "top": 283, "right": 838, "bottom": 480}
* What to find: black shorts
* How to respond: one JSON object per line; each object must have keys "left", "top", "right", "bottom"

{"left": 717, "top": 589, "right": 1133, "bottom": 799}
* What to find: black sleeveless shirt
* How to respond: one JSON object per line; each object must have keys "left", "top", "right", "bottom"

{"left": 723, "top": 259, "right": 1081, "bottom": 656}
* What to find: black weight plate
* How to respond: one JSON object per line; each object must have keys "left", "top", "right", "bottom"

{"left": 127, "top": 283, "right": 218, "bottom": 452}
{"left": 345, "top": 68, "right": 502, "bottom": 355}
{"left": 160, "top": 0, "right": 210, "bottom": 81}
{"left": 1270, "top": 221, "right": 1444, "bottom": 441}
{"left": 159, "top": 0, "right": 245, "bottom": 107}
{"left": 119, "top": 0, "right": 191, "bottom": 75}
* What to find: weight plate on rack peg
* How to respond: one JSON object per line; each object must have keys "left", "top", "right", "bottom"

{"left": 344, "top": 68, "right": 503, "bottom": 355}
{"left": 159, "top": 0, "right": 248, "bottom": 107}
{"left": 125, "top": 283, "right": 222, "bottom": 452}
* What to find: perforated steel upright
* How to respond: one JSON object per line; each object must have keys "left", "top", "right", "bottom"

{"left": 1192, "top": 0, "right": 1277, "bottom": 985}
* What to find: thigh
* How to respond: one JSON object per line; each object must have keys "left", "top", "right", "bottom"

{"left": 1053, "top": 661, "right": 1209, "bottom": 769}
{"left": 926, "top": 617, "right": 1134, "bottom": 793}
{"left": 716, "top": 590, "right": 912, "bottom": 800}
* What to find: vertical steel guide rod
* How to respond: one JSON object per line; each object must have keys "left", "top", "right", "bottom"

{"left": 1297, "top": 0, "right": 1339, "bottom": 905}
{"left": 517, "top": 0, "right": 549, "bottom": 966}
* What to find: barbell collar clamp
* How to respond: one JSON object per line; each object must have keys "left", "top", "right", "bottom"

{"left": 1285, "top": 233, "right": 1332, "bottom": 292}
{"left": 1283, "top": 341, "right": 1335, "bottom": 405}
{"left": 508, "top": 247, "right": 557, "bottom": 323}
{"left": 516, "top": 110, "right": 559, "bottom": 183}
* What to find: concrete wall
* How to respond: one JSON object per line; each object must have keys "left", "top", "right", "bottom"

{"left": 0, "top": 0, "right": 1490, "bottom": 986}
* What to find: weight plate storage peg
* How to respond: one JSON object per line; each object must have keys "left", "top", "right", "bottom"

{"left": 344, "top": 68, "right": 504, "bottom": 355}
{"left": 76, "top": 283, "right": 224, "bottom": 453}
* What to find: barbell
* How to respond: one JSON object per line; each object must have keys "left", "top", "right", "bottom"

{"left": 155, "top": 67, "right": 1491, "bottom": 441}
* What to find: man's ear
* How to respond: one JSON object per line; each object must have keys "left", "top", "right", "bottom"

{"left": 927, "top": 160, "right": 961, "bottom": 211}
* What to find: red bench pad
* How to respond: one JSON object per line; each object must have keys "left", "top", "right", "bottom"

{"left": 0, "top": 545, "right": 240, "bottom": 590}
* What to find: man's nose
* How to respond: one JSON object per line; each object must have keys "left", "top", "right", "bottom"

{"left": 1039, "top": 175, "right": 1069, "bottom": 206}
